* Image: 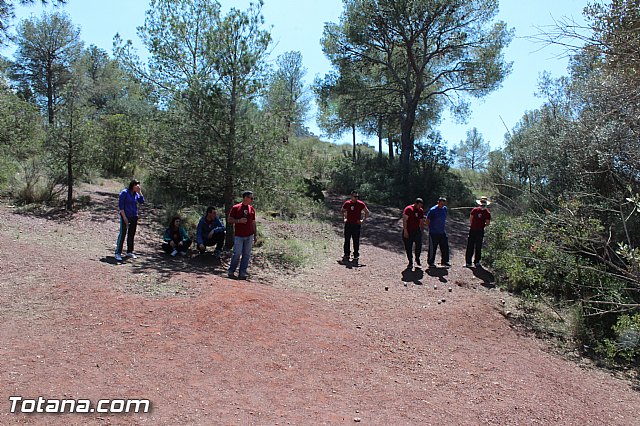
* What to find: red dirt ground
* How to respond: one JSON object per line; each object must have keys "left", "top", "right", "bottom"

{"left": 1, "top": 182, "right": 639, "bottom": 425}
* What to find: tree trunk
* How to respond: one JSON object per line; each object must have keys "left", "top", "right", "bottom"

{"left": 67, "top": 148, "right": 73, "bottom": 210}
{"left": 377, "top": 117, "right": 383, "bottom": 159}
{"left": 399, "top": 122, "right": 413, "bottom": 178}
{"left": 388, "top": 136, "right": 394, "bottom": 160}
{"left": 66, "top": 125, "right": 73, "bottom": 210}
{"left": 224, "top": 76, "right": 238, "bottom": 249}
{"left": 351, "top": 124, "right": 356, "bottom": 162}
{"left": 47, "top": 60, "right": 54, "bottom": 125}
{"left": 399, "top": 99, "right": 418, "bottom": 179}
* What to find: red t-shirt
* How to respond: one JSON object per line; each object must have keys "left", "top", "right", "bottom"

{"left": 342, "top": 199, "right": 367, "bottom": 224}
{"left": 229, "top": 202, "right": 256, "bottom": 237}
{"left": 403, "top": 204, "right": 424, "bottom": 233}
{"left": 470, "top": 207, "right": 491, "bottom": 231}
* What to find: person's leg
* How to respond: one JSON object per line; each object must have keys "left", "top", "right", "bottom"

{"left": 115, "top": 216, "right": 127, "bottom": 256}
{"left": 214, "top": 232, "right": 225, "bottom": 252}
{"left": 228, "top": 236, "right": 244, "bottom": 275}
{"left": 239, "top": 236, "right": 254, "bottom": 277}
{"left": 126, "top": 217, "right": 138, "bottom": 254}
{"left": 343, "top": 224, "right": 352, "bottom": 258}
{"left": 162, "top": 242, "right": 173, "bottom": 253}
{"left": 427, "top": 234, "right": 437, "bottom": 265}
{"left": 181, "top": 239, "right": 192, "bottom": 252}
{"left": 403, "top": 231, "right": 414, "bottom": 264}
{"left": 352, "top": 224, "right": 361, "bottom": 259}
{"left": 465, "top": 230, "right": 476, "bottom": 265}
{"left": 441, "top": 234, "right": 450, "bottom": 263}
{"left": 413, "top": 231, "right": 422, "bottom": 264}
{"left": 474, "top": 230, "right": 485, "bottom": 264}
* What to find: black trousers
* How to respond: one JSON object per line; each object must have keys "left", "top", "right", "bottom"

{"left": 116, "top": 216, "right": 138, "bottom": 255}
{"left": 344, "top": 223, "right": 362, "bottom": 258}
{"left": 162, "top": 239, "right": 192, "bottom": 254}
{"left": 428, "top": 233, "right": 449, "bottom": 264}
{"left": 199, "top": 232, "right": 225, "bottom": 253}
{"left": 403, "top": 229, "right": 422, "bottom": 263}
{"left": 465, "top": 229, "right": 485, "bottom": 264}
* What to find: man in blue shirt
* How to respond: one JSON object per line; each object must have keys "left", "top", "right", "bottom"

{"left": 196, "top": 206, "right": 226, "bottom": 258}
{"left": 426, "top": 196, "right": 450, "bottom": 268}
{"left": 115, "top": 179, "right": 144, "bottom": 261}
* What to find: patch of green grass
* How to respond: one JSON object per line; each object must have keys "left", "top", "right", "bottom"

{"left": 256, "top": 218, "right": 337, "bottom": 270}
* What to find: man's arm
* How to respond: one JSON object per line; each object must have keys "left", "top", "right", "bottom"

{"left": 363, "top": 206, "right": 370, "bottom": 221}
{"left": 402, "top": 214, "right": 409, "bottom": 238}
{"left": 196, "top": 220, "right": 207, "bottom": 249}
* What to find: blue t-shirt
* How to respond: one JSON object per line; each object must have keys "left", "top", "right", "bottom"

{"left": 427, "top": 205, "right": 447, "bottom": 234}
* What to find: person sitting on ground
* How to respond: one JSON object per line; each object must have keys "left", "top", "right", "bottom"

{"left": 162, "top": 216, "right": 192, "bottom": 257}
{"left": 196, "top": 206, "right": 225, "bottom": 258}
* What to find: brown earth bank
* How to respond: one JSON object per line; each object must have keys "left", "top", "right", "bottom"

{"left": 1, "top": 182, "right": 639, "bottom": 425}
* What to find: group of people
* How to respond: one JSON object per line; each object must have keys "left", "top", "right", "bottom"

{"left": 114, "top": 179, "right": 491, "bottom": 280}
{"left": 114, "top": 181, "right": 257, "bottom": 280}
{"left": 342, "top": 192, "right": 491, "bottom": 269}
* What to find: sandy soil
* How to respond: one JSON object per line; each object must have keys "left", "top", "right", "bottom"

{"left": 1, "top": 182, "right": 639, "bottom": 425}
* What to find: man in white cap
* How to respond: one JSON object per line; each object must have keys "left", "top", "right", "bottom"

{"left": 465, "top": 196, "right": 491, "bottom": 268}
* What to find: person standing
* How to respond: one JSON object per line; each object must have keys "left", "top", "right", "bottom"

{"left": 426, "top": 196, "right": 450, "bottom": 268}
{"left": 162, "top": 216, "right": 192, "bottom": 256}
{"left": 115, "top": 179, "right": 144, "bottom": 262}
{"left": 465, "top": 196, "right": 492, "bottom": 268}
{"left": 341, "top": 190, "right": 370, "bottom": 264}
{"left": 227, "top": 191, "right": 256, "bottom": 280}
{"left": 196, "top": 206, "right": 226, "bottom": 258}
{"left": 402, "top": 198, "right": 425, "bottom": 269}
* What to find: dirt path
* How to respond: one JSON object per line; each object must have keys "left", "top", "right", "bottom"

{"left": 1, "top": 186, "right": 639, "bottom": 425}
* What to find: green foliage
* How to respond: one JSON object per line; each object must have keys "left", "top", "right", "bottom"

{"left": 597, "top": 314, "right": 640, "bottom": 364}
{"left": 97, "top": 113, "right": 146, "bottom": 177}
{"left": 0, "top": 85, "right": 45, "bottom": 190}
{"left": 264, "top": 51, "right": 310, "bottom": 144}
{"left": 11, "top": 156, "right": 63, "bottom": 204}
{"left": 486, "top": 202, "right": 640, "bottom": 368}
{"left": 328, "top": 137, "right": 472, "bottom": 207}
{"left": 0, "top": 1, "right": 67, "bottom": 46}
{"left": 455, "top": 127, "right": 490, "bottom": 171}
{"left": 11, "top": 11, "right": 83, "bottom": 124}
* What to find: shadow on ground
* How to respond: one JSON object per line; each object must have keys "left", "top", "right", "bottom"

{"left": 426, "top": 266, "right": 449, "bottom": 283}
{"left": 473, "top": 266, "right": 496, "bottom": 288}
{"left": 401, "top": 267, "right": 424, "bottom": 284}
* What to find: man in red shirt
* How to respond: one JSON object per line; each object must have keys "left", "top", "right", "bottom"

{"left": 341, "top": 190, "right": 370, "bottom": 264}
{"left": 402, "top": 198, "right": 425, "bottom": 269}
{"left": 465, "top": 196, "right": 492, "bottom": 268}
{"left": 227, "top": 191, "right": 257, "bottom": 279}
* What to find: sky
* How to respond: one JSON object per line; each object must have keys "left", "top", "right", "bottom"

{"left": 4, "top": 0, "right": 588, "bottom": 151}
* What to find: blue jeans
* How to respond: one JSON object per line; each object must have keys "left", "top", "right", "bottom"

{"left": 228, "top": 235, "right": 254, "bottom": 277}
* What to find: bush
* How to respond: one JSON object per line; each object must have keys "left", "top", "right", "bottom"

{"left": 486, "top": 209, "right": 640, "bottom": 369}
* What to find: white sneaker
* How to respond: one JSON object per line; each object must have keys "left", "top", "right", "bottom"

{"left": 465, "top": 263, "right": 473, "bottom": 268}
{"left": 126, "top": 252, "right": 138, "bottom": 259}
{"left": 170, "top": 249, "right": 178, "bottom": 257}
{"left": 114, "top": 253, "right": 123, "bottom": 261}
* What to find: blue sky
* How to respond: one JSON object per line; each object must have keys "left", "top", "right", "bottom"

{"left": 5, "top": 0, "right": 587, "bottom": 151}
